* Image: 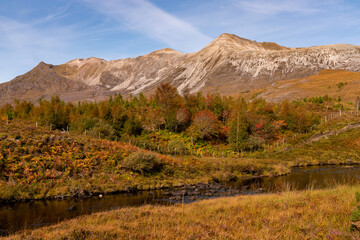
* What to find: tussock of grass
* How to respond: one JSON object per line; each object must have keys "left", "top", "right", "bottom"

{"left": 7, "top": 185, "right": 360, "bottom": 239}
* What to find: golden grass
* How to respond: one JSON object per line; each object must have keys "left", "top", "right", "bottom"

{"left": 237, "top": 70, "right": 360, "bottom": 102}
{"left": 6, "top": 185, "right": 360, "bottom": 240}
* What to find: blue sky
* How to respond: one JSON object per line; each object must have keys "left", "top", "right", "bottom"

{"left": 0, "top": 0, "right": 359, "bottom": 83}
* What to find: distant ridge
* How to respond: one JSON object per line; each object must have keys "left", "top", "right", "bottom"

{"left": 1, "top": 33, "right": 360, "bottom": 105}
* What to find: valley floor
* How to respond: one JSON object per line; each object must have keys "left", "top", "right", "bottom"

{"left": 5, "top": 185, "right": 360, "bottom": 239}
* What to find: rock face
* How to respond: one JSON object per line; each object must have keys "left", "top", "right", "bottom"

{"left": 1, "top": 33, "right": 360, "bottom": 105}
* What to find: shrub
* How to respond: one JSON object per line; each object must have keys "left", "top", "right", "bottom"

{"left": 247, "top": 135, "right": 265, "bottom": 150}
{"left": 122, "top": 152, "right": 162, "bottom": 174}
{"left": 124, "top": 116, "right": 143, "bottom": 136}
{"left": 167, "top": 140, "right": 187, "bottom": 154}
{"left": 89, "top": 120, "right": 116, "bottom": 140}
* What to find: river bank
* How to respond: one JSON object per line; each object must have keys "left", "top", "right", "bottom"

{"left": 2, "top": 157, "right": 360, "bottom": 204}
{"left": 2, "top": 165, "right": 360, "bottom": 236}
{"left": 4, "top": 184, "right": 360, "bottom": 239}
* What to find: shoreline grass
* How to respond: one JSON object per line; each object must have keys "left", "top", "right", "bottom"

{"left": 5, "top": 185, "right": 360, "bottom": 239}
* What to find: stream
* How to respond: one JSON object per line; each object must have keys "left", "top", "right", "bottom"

{"left": 1, "top": 165, "right": 360, "bottom": 236}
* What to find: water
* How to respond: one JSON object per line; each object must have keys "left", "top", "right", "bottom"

{"left": 1, "top": 165, "right": 360, "bottom": 236}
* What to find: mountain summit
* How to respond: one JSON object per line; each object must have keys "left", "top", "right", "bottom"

{"left": 1, "top": 34, "right": 360, "bottom": 105}
{"left": 205, "top": 33, "right": 288, "bottom": 51}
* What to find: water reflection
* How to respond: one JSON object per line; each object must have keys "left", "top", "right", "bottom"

{"left": 0, "top": 190, "right": 166, "bottom": 236}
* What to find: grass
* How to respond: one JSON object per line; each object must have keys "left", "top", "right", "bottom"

{"left": 237, "top": 70, "right": 360, "bottom": 102}
{"left": 255, "top": 127, "right": 360, "bottom": 167}
{"left": 5, "top": 185, "right": 360, "bottom": 239}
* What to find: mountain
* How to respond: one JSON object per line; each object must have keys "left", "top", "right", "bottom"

{"left": 0, "top": 62, "right": 112, "bottom": 105}
{"left": 1, "top": 33, "right": 360, "bottom": 105}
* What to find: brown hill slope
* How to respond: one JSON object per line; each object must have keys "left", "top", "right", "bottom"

{"left": 254, "top": 70, "right": 360, "bottom": 102}
{"left": 0, "top": 62, "right": 112, "bottom": 105}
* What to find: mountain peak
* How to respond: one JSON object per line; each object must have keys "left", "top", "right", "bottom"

{"left": 150, "top": 48, "right": 182, "bottom": 55}
{"left": 212, "top": 33, "right": 252, "bottom": 45}
{"left": 207, "top": 33, "right": 288, "bottom": 51}
{"left": 32, "top": 61, "right": 54, "bottom": 71}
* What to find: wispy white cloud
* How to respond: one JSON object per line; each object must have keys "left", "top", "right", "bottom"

{"left": 234, "top": 0, "right": 331, "bottom": 15}
{"left": 0, "top": 15, "right": 75, "bottom": 82}
{"left": 80, "top": 0, "right": 212, "bottom": 52}
{"left": 0, "top": 16, "right": 67, "bottom": 50}
{"left": 34, "top": 4, "right": 72, "bottom": 25}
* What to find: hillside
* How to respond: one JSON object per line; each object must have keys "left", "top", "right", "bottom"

{"left": 0, "top": 33, "right": 359, "bottom": 105}
{"left": 0, "top": 62, "right": 112, "bottom": 105}
{"left": 255, "top": 70, "right": 360, "bottom": 102}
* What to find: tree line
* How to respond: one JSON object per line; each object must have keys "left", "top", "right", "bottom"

{"left": 1, "top": 83, "right": 324, "bottom": 152}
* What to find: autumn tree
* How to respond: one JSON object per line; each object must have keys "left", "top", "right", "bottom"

{"left": 229, "top": 98, "right": 249, "bottom": 152}
{"left": 143, "top": 108, "right": 165, "bottom": 131}
{"left": 14, "top": 100, "right": 34, "bottom": 119}
{"left": 176, "top": 107, "right": 190, "bottom": 131}
{"left": 36, "top": 96, "right": 69, "bottom": 129}
{"left": 188, "top": 110, "right": 221, "bottom": 140}
{"left": 155, "top": 83, "right": 181, "bottom": 131}
{"left": 183, "top": 90, "right": 205, "bottom": 115}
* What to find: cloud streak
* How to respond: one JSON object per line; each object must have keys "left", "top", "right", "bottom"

{"left": 0, "top": 15, "right": 75, "bottom": 82}
{"left": 234, "top": 0, "right": 331, "bottom": 15}
{"left": 80, "top": 0, "right": 212, "bottom": 52}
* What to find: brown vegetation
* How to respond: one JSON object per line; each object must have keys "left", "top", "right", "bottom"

{"left": 6, "top": 185, "right": 360, "bottom": 239}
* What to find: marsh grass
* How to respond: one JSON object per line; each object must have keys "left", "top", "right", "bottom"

{"left": 6, "top": 185, "right": 360, "bottom": 239}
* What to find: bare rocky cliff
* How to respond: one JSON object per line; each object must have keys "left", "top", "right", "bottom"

{"left": 1, "top": 33, "right": 359, "bottom": 105}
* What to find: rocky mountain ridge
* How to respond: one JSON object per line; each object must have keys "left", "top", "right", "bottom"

{"left": 1, "top": 33, "right": 359, "bottom": 105}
